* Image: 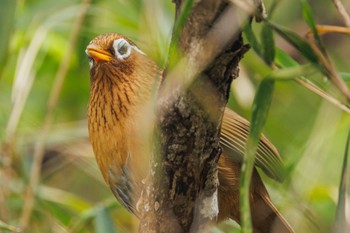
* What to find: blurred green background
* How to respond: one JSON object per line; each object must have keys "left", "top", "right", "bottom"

{"left": 0, "top": 0, "right": 349, "bottom": 232}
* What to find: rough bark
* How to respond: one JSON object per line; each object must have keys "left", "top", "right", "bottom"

{"left": 138, "top": 1, "right": 249, "bottom": 232}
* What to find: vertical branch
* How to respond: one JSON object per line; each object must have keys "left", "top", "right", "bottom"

{"left": 139, "top": 0, "right": 249, "bottom": 232}
{"left": 19, "top": 0, "right": 90, "bottom": 230}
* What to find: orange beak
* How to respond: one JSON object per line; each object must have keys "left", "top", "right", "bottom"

{"left": 86, "top": 44, "right": 112, "bottom": 62}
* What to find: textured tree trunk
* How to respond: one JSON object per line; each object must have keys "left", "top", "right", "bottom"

{"left": 138, "top": 1, "right": 250, "bottom": 232}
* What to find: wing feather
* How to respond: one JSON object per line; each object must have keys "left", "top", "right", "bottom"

{"left": 220, "top": 108, "right": 286, "bottom": 182}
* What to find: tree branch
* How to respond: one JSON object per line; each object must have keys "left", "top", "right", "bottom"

{"left": 139, "top": 1, "right": 249, "bottom": 232}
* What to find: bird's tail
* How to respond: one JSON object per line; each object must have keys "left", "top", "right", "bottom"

{"left": 250, "top": 174, "right": 294, "bottom": 233}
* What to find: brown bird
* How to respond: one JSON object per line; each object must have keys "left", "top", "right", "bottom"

{"left": 86, "top": 33, "right": 294, "bottom": 233}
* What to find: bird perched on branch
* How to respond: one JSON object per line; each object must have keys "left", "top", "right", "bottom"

{"left": 86, "top": 33, "right": 294, "bottom": 233}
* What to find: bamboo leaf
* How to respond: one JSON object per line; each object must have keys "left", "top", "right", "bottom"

{"left": 275, "top": 48, "right": 299, "bottom": 68}
{"left": 267, "top": 21, "right": 319, "bottom": 65}
{"left": 94, "top": 205, "right": 118, "bottom": 233}
{"left": 240, "top": 79, "right": 275, "bottom": 233}
{"left": 261, "top": 23, "right": 275, "bottom": 65}
{"left": 301, "top": 0, "right": 321, "bottom": 44}
{"left": 243, "top": 21, "right": 262, "bottom": 57}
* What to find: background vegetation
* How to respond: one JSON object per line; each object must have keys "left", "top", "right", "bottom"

{"left": 0, "top": 0, "right": 349, "bottom": 232}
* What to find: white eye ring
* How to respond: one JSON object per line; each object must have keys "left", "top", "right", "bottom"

{"left": 113, "top": 38, "right": 132, "bottom": 60}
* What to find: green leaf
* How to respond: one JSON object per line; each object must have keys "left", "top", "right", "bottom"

{"left": 267, "top": 21, "right": 319, "bottom": 65}
{"left": 334, "top": 129, "right": 350, "bottom": 233}
{"left": 261, "top": 23, "right": 275, "bottom": 65}
{"left": 94, "top": 205, "right": 118, "bottom": 233}
{"left": 250, "top": 80, "right": 275, "bottom": 145}
{"left": 301, "top": 0, "right": 321, "bottom": 43}
{"left": 167, "top": 0, "right": 194, "bottom": 69}
{"left": 240, "top": 79, "right": 275, "bottom": 233}
{"left": 275, "top": 48, "right": 299, "bottom": 68}
{"left": 243, "top": 21, "right": 262, "bottom": 57}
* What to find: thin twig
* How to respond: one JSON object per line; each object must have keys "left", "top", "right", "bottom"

{"left": 316, "top": 25, "right": 350, "bottom": 35}
{"left": 308, "top": 40, "right": 350, "bottom": 101}
{"left": 304, "top": 23, "right": 350, "bottom": 101}
{"left": 332, "top": 0, "right": 350, "bottom": 28}
{"left": 295, "top": 78, "right": 350, "bottom": 114}
{"left": 1, "top": 27, "right": 48, "bottom": 221}
{"left": 19, "top": 0, "right": 90, "bottom": 230}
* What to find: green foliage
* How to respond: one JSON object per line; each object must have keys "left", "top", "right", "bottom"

{"left": 239, "top": 1, "right": 349, "bottom": 232}
{"left": 0, "top": 0, "right": 349, "bottom": 232}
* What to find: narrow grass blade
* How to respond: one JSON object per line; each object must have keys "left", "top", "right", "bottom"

{"left": 334, "top": 128, "right": 350, "bottom": 232}
{"left": 240, "top": 79, "right": 275, "bottom": 233}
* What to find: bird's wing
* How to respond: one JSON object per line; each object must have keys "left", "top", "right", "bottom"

{"left": 220, "top": 108, "right": 286, "bottom": 182}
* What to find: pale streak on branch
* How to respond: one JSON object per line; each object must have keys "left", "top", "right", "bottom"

{"left": 332, "top": 0, "right": 350, "bottom": 28}
{"left": 160, "top": 3, "right": 248, "bottom": 105}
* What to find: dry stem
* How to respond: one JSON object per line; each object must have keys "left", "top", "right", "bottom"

{"left": 19, "top": 0, "right": 90, "bottom": 230}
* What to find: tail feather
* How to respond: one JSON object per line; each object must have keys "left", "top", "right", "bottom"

{"left": 251, "top": 172, "right": 294, "bottom": 233}
{"left": 218, "top": 155, "right": 294, "bottom": 232}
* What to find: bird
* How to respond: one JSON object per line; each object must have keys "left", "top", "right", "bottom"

{"left": 85, "top": 33, "right": 294, "bottom": 233}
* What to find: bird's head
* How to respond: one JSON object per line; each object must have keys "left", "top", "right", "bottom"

{"left": 86, "top": 33, "right": 160, "bottom": 115}
{"left": 85, "top": 33, "right": 153, "bottom": 81}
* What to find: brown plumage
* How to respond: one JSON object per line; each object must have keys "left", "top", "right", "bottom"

{"left": 86, "top": 33, "right": 294, "bottom": 233}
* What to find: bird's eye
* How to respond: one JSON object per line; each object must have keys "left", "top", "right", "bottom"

{"left": 113, "top": 38, "right": 131, "bottom": 60}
